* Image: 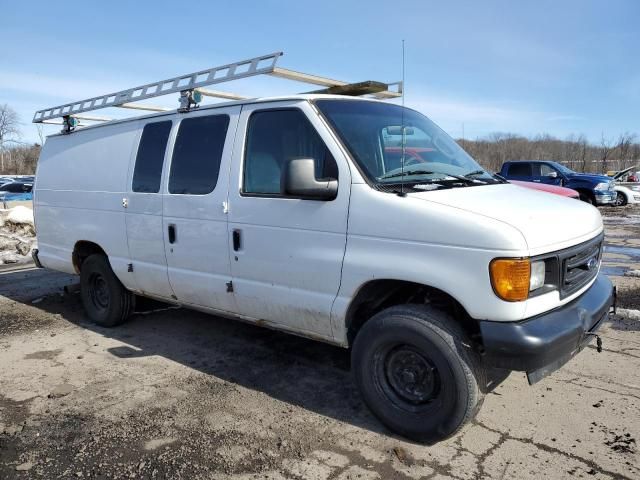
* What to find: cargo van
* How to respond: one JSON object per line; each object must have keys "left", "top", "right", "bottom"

{"left": 31, "top": 54, "right": 615, "bottom": 442}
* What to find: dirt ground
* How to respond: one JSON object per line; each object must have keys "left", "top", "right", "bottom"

{"left": 1, "top": 207, "right": 639, "bottom": 479}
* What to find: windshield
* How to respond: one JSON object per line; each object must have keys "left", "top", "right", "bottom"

{"left": 550, "top": 162, "right": 575, "bottom": 175}
{"left": 315, "top": 100, "right": 498, "bottom": 189}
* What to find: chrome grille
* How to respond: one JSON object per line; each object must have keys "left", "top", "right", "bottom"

{"left": 559, "top": 236, "right": 603, "bottom": 299}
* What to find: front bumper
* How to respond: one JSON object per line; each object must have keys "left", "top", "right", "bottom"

{"left": 594, "top": 191, "right": 616, "bottom": 205}
{"left": 478, "top": 274, "right": 615, "bottom": 384}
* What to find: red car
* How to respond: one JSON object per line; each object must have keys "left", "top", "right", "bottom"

{"left": 510, "top": 180, "right": 579, "bottom": 199}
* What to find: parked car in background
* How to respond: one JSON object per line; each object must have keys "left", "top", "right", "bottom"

{"left": 607, "top": 166, "right": 640, "bottom": 206}
{"left": 0, "top": 181, "right": 33, "bottom": 203}
{"left": 500, "top": 160, "right": 616, "bottom": 205}
{"left": 509, "top": 180, "right": 580, "bottom": 199}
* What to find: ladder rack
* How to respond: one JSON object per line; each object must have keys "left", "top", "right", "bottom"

{"left": 32, "top": 51, "right": 402, "bottom": 132}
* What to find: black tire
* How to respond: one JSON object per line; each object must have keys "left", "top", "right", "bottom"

{"left": 614, "top": 192, "right": 628, "bottom": 207}
{"left": 80, "top": 254, "right": 134, "bottom": 327}
{"left": 579, "top": 192, "right": 594, "bottom": 204}
{"left": 352, "top": 305, "right": 485, "bottom": 443}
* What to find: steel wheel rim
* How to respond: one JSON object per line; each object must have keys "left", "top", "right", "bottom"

{"left": 89, "top": 273, "right": 110, "bottom": 311}
{"left": 374, "top": 344, "right": 441, "bottom": 411}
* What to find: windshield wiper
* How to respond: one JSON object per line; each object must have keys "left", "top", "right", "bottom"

{"left": 380, "top": 170, "right": 484, "bottom": 184}
{"left": 465, "top": 169, "right": 506, "bottom": 184}
{"left": 379, "top": 170, "right": 437, "bottom": 179}
{"left": 464, "top": 169, "right": 487, "bottom": 178}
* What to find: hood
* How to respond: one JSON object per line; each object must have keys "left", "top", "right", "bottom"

{"left": 408, "top": 183, "right": 602, "bottom": 254}
{"left": 568, "top": 172, "right": 612, "bottom": 183}
{"left": 509, "top": 180, "right": 578, "bottom": 197}
{"left": 612, "top": 166, "right": 636, "bottom": 180}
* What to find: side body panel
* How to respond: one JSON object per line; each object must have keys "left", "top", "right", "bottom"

{"left": 35, "top": 121, "right": 139, "bottom": 288}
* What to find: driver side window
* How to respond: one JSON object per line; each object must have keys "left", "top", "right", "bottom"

{"left": 537, "top": 164, "right": 557, "bottom": 177}
{"left": 243, "top": 109, "right": 338, "bottom": 195}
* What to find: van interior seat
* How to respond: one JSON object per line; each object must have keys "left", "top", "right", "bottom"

{"left": 246, "top": 152, "right": 281, "bottom": 194}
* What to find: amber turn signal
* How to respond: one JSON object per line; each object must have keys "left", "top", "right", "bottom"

{"left": 489, "top": 258, "right": 531, "bottom": 302}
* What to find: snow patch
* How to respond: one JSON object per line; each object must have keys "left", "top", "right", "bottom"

{"left": 7, "top": 206, "right": 34, "bottom": 226}
{"left": 617, "top": 308, "right": 640, "bottom": 322}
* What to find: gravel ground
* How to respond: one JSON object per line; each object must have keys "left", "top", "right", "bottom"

{"left": 0, "top": 206, "right": 639, "bottom": 479}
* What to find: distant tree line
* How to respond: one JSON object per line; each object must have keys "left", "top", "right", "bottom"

{"left": 0, "top": 104, "right": 41, "bottom": 175}
{"left": 458, "top": 132, "right": 640, "bottom": 174}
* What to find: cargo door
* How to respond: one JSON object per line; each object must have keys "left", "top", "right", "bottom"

{"left": 125, "top": 120, "right": 175, "bottom": 299}
{"left": 161, "top": 106, "right": 240, "bottom": 314}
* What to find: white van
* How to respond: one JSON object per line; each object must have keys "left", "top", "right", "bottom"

{"left": 32, "top": 59, "right": 614, "bottom": 442}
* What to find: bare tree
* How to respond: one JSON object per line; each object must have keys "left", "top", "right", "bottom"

{"left": 599, "top": 133, "right": 614, "bottom": 174}
{"left": 0, "top": 104, "right": 21, "bottom": 173}
{"left": 578, "top": 135, "right": 588, "bottom": 172}
{"left": 616, "top": 132, "right": 637, "bottom": 170}
{"left": 36, "top": 124, "right": 46, "bottom": 147}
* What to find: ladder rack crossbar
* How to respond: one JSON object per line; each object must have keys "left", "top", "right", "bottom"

{"left": 33, "top": 52, "right": 283, "bottom": 123}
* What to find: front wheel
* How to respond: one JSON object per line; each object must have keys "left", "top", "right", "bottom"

{"left": 614, "top": 192, "right": 628, "bottom": 207}
{"left": 352, "top": 305, "right": 485, "bottom": 443}
{"left": 80, "top": 254, "right": 134, "bottom": 327}
{"left": 579, "top": 192, "right": 594, "bottom": 204}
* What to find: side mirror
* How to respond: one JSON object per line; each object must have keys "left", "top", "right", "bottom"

{"left": 282, "top": 158, "right": 338, "bottom": 200}
{"left": 548, "top": 171, "right": 558, "bottom": 178}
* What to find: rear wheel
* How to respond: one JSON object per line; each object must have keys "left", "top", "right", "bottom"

{"left": 352, "top": 305, "right": 485, "bottom": 443}
{"left": 80, "top": 254, "right": 134, "bottom": 327}
{"left": 614, "top": 192, "right": 628, "bottom": 207}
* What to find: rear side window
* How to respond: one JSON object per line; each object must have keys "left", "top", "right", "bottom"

{"left": 169, "top": 115, "right": 230, "bottom": 195}
{"left": 508, "top": 163, "right": 532, "bottom": 176}
{"left": 132, "top": 121, "right": 172, "bottom": 193}
{"left": 243, "top": 109, "right": 338, "bottom": 195}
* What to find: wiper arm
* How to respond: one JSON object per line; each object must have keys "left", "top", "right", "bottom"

{"left": 379, "top": 170, "right": 437, "bottom": 180}
{"left": 380, "top": 170, "right": 483, "bottom": 184}
{"left": 464, "top": 169, "right": 487, "bottom": 177}
{"left": 464, "top": 169, "right": 505, "bottom": 184}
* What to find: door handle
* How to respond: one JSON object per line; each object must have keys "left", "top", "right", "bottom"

{"left": 168, "top": 224, "right": 177, "bottom": 244}
{"left": 232, "top": 229, "right": 241, "bottom": 251}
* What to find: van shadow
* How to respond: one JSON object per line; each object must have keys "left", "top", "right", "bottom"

{"left": 1, "top": 268, "right": 390, "bottom": 435}
{"left": 2, "top": 268, "right": 509, "bottom": 442}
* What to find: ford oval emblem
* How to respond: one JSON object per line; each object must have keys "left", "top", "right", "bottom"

{"left": 587, "top": 257, "right": 598, "bottom": 270}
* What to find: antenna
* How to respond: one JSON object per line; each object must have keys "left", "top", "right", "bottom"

{"left": 399, "top": 39, "right": 407, "bottom": 197}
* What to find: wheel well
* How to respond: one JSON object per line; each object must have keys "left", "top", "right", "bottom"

{"left": 345, "top": 280, "right": 481, "bottom": 347}
{"left": 72, "top": 241, "right": 106, "bottom": 274}
{"left": 575, "top": 188, "right": 595, "bottom": 201}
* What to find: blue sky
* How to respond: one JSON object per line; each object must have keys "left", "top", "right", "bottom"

{"left": 1, "top": 0, "right": 639, "bottom": 144}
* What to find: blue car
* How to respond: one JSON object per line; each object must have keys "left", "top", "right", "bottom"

{"left": 500, "top": 160, "right": 616, "bottom": 205}
{"left": 0, "top": 181, "right": 33, "bottom": 204}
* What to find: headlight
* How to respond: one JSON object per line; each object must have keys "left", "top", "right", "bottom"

{"left": 529, "top": 260, "right": 546, "bottom": 291}
{"left": 594, "top": 182, "right": 610, "bottom": 191}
